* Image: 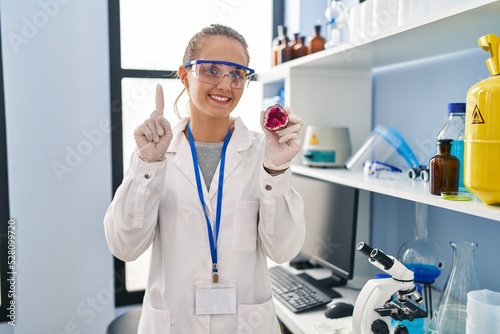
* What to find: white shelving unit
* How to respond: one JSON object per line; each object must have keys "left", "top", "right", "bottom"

{"left": 260, "top": 0, "right": 500, "bottom": 222}
{"left": 291, "top": 164, "right": 500, "bottom": 221}
{"left": 258, "top": 0, "right": 500, "bottom": 76}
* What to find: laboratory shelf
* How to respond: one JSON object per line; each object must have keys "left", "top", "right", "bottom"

{"left": 291, "top": 164, "right": 500, "bottom": 222}
{"left": 257, "top": 0, "right": 500, "bottom": 84}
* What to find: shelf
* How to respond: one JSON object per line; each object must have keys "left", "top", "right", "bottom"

{"left": 291, "top": 164, "right": 500, "bottom": 222}
{"left": 258, "top": 0, "right": 500, "bottom": 84}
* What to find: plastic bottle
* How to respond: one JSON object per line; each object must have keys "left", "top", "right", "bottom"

{"left": 349, "top": 0, "right": 363, "bottom": 43}
{"left": 437, "top": 103, "right": 466, "bottom": 191}
{"left": 324, "top": 0, "right": 349, "bottom": 48}
{"left": 429, "top": 139, "right": 459, "bottom": 195}
{"left": 464, "top": 33, "right": 500, "bottom": 204}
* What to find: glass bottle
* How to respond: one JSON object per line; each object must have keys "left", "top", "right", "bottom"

{"left": 308, "top": 24, "right": 326, "bottom": 54}
{"left": 272, "top": 25, "right": 290, "bottom": 66}
{"left": 292, "top": 34, "right": 308, "bottom": 59}
{"left": 290, "top": 33, "right": 300, "bottom": 59}
{"left": 437, "top": 103, "right": 466, "bottom": 191}
{"left": 276, "top": 25, "right": 291, "bottom": 64}
{"left": 300, "top": 36, "right": 309, "bottom": 56}
{"left": 429, "top": 139, "right": 459, "bottom": 195}
{"left": 430, "top": 241, "right": 480, "bottom": 334}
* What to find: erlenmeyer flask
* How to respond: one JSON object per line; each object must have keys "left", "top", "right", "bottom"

{"left": 398, "top": 203, "right": 445, "bottom": 284}
{"left": 430, "top": 241, "right": 480, "bottom": 334}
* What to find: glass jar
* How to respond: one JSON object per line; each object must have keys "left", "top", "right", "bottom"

{"left": 429, "top": 139, "right": 459, "bottom": 195}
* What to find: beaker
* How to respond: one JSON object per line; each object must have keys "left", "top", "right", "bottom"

{"left": 430, "top": 241, "right": 480, "bottom": 334}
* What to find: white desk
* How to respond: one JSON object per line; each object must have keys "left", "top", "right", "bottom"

{"left": 269, "top": 257, "right": 381, "bottom": 334}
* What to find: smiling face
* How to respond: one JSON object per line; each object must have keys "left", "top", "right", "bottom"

{"left": 179, "top": 36, "right": 249, "bottom": 121}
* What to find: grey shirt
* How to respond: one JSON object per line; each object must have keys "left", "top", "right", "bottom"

{"left": 194, "top": 141, "right": 224, "bottom": 191}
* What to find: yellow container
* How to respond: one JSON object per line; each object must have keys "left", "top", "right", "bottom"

{"left": 464, "top": 34, "right": 500, "bottom": 205}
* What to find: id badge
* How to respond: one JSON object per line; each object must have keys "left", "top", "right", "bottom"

{"left": 195, "top": 279, "right": 236, "bottom": 315}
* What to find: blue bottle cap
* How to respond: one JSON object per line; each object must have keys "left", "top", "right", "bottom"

{"left": 448, "top": 102, "right": 466, "bottom": 114}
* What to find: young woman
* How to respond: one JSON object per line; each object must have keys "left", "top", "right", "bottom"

{"left": 104, "top": 24, "right": 305, "bottom": 333}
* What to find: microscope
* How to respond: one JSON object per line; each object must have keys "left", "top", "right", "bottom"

{"left": 352, "top": 242, "right": 428, "bottom": 334}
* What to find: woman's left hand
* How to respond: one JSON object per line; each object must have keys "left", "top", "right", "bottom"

{"left": 261, "top": 106, "right": 304, "bottom": 172}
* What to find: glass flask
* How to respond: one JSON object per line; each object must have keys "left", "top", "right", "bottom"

{"left": 430, "top": 241, "right": 480, "bottom": 334}
{"left": 398, "top": 203, "right": 445, "bottom": 284}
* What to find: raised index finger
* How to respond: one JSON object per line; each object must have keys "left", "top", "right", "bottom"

{"left": 155, "top": 84, "right": 164, "bottom": 116}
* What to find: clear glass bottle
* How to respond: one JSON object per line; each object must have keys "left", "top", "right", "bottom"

{"left": 429, "top": 139, "right": 459, "bottom": 195}
{"left": 430, "top": 241, "right": 480, "bottom": 334}
{"left": 437, "top": 102, "right": 466, "bottom": 190}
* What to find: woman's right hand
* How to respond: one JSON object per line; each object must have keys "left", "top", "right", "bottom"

{"left": 134, "top": 84, "right": 173, "bottom": 162}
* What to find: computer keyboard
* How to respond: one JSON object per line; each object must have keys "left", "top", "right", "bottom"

{"left": 268, "top": 265, "right": 334, "bottom": 313}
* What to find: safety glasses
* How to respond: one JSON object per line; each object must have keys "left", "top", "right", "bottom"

{"left": 185, "top": 60, "right": 255, "bottom": 89}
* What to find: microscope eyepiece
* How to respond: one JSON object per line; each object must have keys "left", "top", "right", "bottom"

{"left": 357, "top": 241, "right": 374, "bottom": 257}
{"left": 370, "top": 248, "right": 394, "bottom": 270}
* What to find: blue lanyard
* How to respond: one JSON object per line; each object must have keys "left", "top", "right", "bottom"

{"left": 187, "top": 123, "right": 231, "bottom": 283}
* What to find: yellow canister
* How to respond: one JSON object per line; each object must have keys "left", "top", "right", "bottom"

{"left": 464, "top": 34, "right": 500, "bottom": 205}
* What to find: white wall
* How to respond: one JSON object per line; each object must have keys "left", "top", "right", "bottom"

{"left": 1, "top": 1, "right": 114, "bottom": 333}
{"left": 283, "top": 0, "right": 357, "bottom": 42}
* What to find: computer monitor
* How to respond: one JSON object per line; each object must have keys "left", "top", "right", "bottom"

{"left": 291, "top": 172, "right": 359, "bottom": 293}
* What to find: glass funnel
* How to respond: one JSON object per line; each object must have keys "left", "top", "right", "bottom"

{"left": 398, "top": 203, "right": 445, "bottom": 283}
{"left": 430, "top": 241, "right": 480, "bottom": 334}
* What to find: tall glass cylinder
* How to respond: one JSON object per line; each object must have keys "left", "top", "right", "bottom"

{"left": 430, "top": 241, "right": 480, "bottom": 334}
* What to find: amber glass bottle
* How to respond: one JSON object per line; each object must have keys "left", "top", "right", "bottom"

{"left": 299, "top": 36, "right": 309, "bottom": 56}
{"left": 274, "top": 25, "right": 291, "bottom": 64}
{"left": 291, "top": 34, "right": 308, "bottom": 59}
{"left": 308, "top": 25, "right": 326, "bottom": 54}
{"left": 429, "top": 139, "right": 459, "bottom": 195}
{"left": 272, "top": 25, "right": 290, "bottom": 66}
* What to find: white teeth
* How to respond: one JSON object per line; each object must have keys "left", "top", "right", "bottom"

{"left": 210, "top": 95, "right": 229, "bottom": 102}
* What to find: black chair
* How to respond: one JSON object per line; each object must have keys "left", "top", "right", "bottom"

{"left": 106, "top": 307, "right": 142, "bottom": 334}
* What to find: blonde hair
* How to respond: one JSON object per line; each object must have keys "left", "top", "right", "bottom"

{"left": 173, "top": 24, "right": 250, "bottom": 118}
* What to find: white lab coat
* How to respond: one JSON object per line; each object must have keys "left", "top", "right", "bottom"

{"left": 104, "top": 117, "right": 306, "bottom": 334}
